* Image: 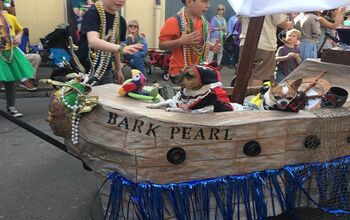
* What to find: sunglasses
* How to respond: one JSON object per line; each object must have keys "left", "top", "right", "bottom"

{"left": 128, "top": 25, "right": 138, "bottom": 28}
{"left": 218, "top": 8, "right": 224, "bottom": 11}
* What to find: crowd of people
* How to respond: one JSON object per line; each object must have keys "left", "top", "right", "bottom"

{"left": 1, "top": 0, "right": 350, "bottom": 118}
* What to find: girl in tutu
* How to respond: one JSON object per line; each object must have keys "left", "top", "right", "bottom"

{"left": 0, "top": 0, "right": 34, "bottom": 117}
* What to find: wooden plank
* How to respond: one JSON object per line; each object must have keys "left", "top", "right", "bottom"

{"left": 136, "top": 142, "right": 237, "bottom": 167}
{"left": 136, "top": 159, "right": 240, "bottom": 184}
{"left": 236, "top": 137, "right": 286, "bottom": 158}
{"left": 321, "top": 49, "right": 350, "bottom": 66}
{"left": 239, "top": 154, "right": 286, "bottom": 174}
{"left": 257, "top": 121, "right": 288, "bottom": 138}
{"left": 232, "top": 16, "right": 265, "bottom": 104}
{"left": 79, "top": 107, "right": 127, "bottom": 149}
{"left": 285, "top": 135, "right": 307, "bottom": 151}
{"left": 125, "top": 131, "right": 156, "bottom": 149}
{"left": 287, "top": 119, "right": 315, "bottom": 135}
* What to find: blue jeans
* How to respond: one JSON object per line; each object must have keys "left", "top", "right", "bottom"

{"left": 126, "top": 57, "right": 145, "bottom": 74}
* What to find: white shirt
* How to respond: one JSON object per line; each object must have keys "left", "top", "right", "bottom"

{"left": 240, "top": 14, "right": 287, "bottom": 51}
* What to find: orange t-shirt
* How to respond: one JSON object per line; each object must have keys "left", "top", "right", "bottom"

{"left": 159, "top": 17, "right": 205, "bottom": 76}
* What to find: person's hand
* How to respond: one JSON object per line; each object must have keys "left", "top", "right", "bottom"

{"left": 210, "top": 40, "right": 221, "bottom": 53}
{"left": 337, "top": 7, "right": 346, "bottom": 15}
{"left": 13, "top": 35, "right": 21, "bottom": 45}
{"left": 126, "top": 34, "right": 134, "bottom": 44}
{"left": 114, "top": 70, "right": 125, "bottom": 84}
{"left": 288, "top": 52, "right": 300, "bottom": 59}
{"left": 286, "top": 21, "right": 294, "bottom": 29}
{"left": 180, "top": 31, "right": 202, "bottom": 45}
{"left": 122, "top": 44, "right": 143, "bottom": 55}
{"left": 287, "top": 52, "right": 294, "bottom": 58}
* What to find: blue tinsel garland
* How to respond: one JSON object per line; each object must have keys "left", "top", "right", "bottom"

{"left": 104, "top": 156, "right": 350, "bottom": 220}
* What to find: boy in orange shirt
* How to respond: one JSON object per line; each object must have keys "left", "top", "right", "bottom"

{"left": 159, "top": 0, "right": 220, "bottom": 82}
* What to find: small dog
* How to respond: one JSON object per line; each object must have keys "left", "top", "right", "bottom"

{"left": 262, "top": 78, "right": 304, "bottom": 112}
{"left": 148, "top": 65, "right": 242, "bottom": 113}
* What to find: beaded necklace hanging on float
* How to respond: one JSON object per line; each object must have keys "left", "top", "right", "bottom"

{"left": 0, "top": 14, "right": 14, "bottom": 63}
{"left": 87, "top": 0, "right": 120, "bottom": 84}
{"left": 177, "top": 7, "right": 210, "bottom": 65}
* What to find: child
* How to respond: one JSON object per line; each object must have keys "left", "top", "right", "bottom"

{"left": 158, "top": 0, "right": 220, "bottom": 82}
{"left": 77, "top": 0, "right": 143, "bottom": 85}
{"left": 0, "top": 0, "right": 35, "bottom": 117}
{"left": 274, "top": 29, "right": 302, "bottom": 82}
{"left": 295, "top": 12, "right": 321, "bottom": 60}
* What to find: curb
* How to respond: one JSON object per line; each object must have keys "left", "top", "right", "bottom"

{"left": 0, "top": 88, "right": 52, "bottom": 99}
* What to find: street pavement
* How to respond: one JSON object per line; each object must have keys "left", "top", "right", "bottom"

{"left": 0, "top": 97, "right": 103, "bottom": 220}
{"left": 0, "top": 66, "right": 236, "bottom": 220}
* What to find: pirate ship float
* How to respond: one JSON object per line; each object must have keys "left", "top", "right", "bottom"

{"left": 46, "top": 0, "right": 350, "bottom": 219}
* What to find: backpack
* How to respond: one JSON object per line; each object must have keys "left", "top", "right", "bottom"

{"left": 223, "top": 21, "right": 241, "bottom": 54}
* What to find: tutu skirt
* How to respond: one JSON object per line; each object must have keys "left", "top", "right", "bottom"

{"left": 0, "top": 47, "right": 34, "bottom": 82}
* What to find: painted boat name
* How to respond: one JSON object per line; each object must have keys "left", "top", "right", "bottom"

{"left": 107, "top": 112, "right": 233, "bottom": 140}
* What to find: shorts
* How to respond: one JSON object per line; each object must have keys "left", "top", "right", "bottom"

{"left": 239, "top": 47, "right": 276, "bottom": 81}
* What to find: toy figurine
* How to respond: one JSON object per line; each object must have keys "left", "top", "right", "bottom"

{"left": 118, "top": 69, "right": 159, "bottom": 101}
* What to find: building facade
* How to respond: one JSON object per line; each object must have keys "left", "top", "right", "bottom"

{"left": 16, "top": 0, "right": 235, "bottom": 48}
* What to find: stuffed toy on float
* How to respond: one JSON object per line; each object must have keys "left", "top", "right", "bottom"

{"left": 117, "top": 69, "right": 160, "bottom": 102}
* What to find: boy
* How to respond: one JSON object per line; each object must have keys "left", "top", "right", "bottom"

{"left": 159, "top": 0, "right": 220, "bottom": 82}
{"left": 274, "top": 29, "right": 302, "bottom": 82}
{"left": 77, "top": 0, "right": 143, "bottom": 85}
{"left": 239, "top": 14, "right": 293, "bottom": 87}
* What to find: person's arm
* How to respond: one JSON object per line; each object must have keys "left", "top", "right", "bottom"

{"left": 87, "top": 31, "right": 143, "bottom": 54}
{"left": 113, "top": 52, "right": 124, "bottom": 84}
{"left": 13, "top": 29, "right": 23, "bottom": 45}
{"left": 274, "top": 14, "right": 294, "bottom": 29}
{"left": 275, "top": 47, "right": 291, "bottom": 62}
{"left": 276, "top": 52, "right": 301, "bottom": 64}
{"left": 210, "top": 16, "right": 217, "bottom": 32}
{"left": 139, "top": 37, "right": 148, "bottom": 57}
{"left": 73, "top": 7, "right": 81, "bottom": 17}
{"left": 293, "top": 53, "right": 302, "bottom": 65}
{"left": 159, "top": 31, "right": 201, "bottom": 50}
{"left": 12, "top": 16, "right": 23, "bottom": 45}
{"left": 319, "top": 15, "right": 343, "bottom": 29}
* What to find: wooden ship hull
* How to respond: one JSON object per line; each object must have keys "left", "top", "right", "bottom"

{"left": 61, "top": 60, "right": 350, "bottom": 218}
{"left": 66, "top": 59, "right": 350, "bottom": 184}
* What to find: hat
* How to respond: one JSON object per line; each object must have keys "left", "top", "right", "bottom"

{"left": 192, "top": 64, "right": 221, "bottom": 85}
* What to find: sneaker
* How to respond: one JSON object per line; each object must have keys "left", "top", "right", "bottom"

{"left": 19, "top": 80, "right": 37, "bottom": 91}
{"left": 7, "top": 106, "right": 23, "bottom": 118}
{"left": 0, "top": 82, "right": 4, "bottom": 91}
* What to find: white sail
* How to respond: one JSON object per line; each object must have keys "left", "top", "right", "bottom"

{"left": 227, "top": 0, "right": 350, "bottom": 17}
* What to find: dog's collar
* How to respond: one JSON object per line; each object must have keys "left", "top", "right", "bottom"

{"left": 178, "top": 89, "right": 212, "bottom": 109}
{"left": 210, "top": 82, "right": 223, "bottom": 89}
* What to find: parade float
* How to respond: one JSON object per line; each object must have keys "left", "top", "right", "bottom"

{"left": 43, "top": 0, "right": 350, "bottom": 219}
